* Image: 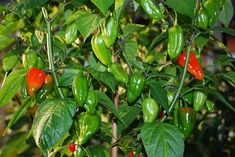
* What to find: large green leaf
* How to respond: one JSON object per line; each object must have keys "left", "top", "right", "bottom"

{"left": 165, "top": 0, "right": 195, "bottom": 18}
{"left": 0, "top": 69, "right": 26, "bottom": 106}
{"left": 91, "top": 0, "right": 114, "bottom": 15}
{"left": 147, "top": 79, "right": 169, "bottom": 110}
{"left": 141, "top": 123, "right": 184, "bottom": 157}
{"left": 219, "top": 0, "right": 234, "bottom": 27}
{"left": 32, "top": 98, "right": 77, "bottom": 152}
{"left": 0, "top": 34, "right": 15, "bottom": 50}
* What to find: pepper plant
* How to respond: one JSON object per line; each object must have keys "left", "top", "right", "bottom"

{"left": 0, "top": 0, "right": 235, "bottom": 157}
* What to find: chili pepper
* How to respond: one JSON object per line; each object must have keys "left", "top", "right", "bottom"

{"left": 128, "top": 150, "right": 135, "bottom": 157}
{"left": 3, "top": 53, "right": 18, "bottom": 72}
{"left": 35, "top": 74, "right": 54, "bottom": 103}
{"left": 139, "top": 0, "right": 162, "bottom": 19}
{"left": 72, "top": 74, "right": 88, "bottom": 106}
{"left": 193, "top": 90, "right": 207, "bottom": 111}
{"left": 167, "top": 92, "right": 179, "bottom": 109}
{"left": 127, "top": 74, "right": 146, "bottom": 103}
{"left": 177, "top": 107, "right": 196, "bottom": 138}
{"left": 203, "top": 0, "right": 220, "bottom": 27}
{"left": 78, "top": 112, "right": 100, "bottom": 145}
{"left": 21, "top": 78, "right": 28, "bottom": 98}
{"left": 65, "top": 22, "right": 78, "bottom": 44}
{"left": 74, "top": 146, "right": 85, "bottom": 157}
{"left": 197, "top": 9, "right": 209, "bottom": 30}
{"left": 26, "top": 68, "right": 45, "bottom": 97}
{"left": 206, "top": 99, "right": 215, "bottom": 112}
{"left": 141, "top": 97, "right": 159, "bottom": 123}
{"left": 108, "top": 62, "right": 129, "bottom": 84}
{"left": 22, "top": 51, "right": 38, "bottom": 69}
{"left": 101, "top": 16, "right": 118, "bottom": 48}
{"left": 167, "top": 25, "right": 184, "bottom": 59}
{"left": 177, "top": 51, "right": 204, "bottom": 80}
{"left": 91, "top": 33, "right": 112, "bottom": 66}
{"left": 68, "top": 143, "right": 76, "bottom": 152}
{"left": 84, "top": 90, "right": 98, "bottom": 115}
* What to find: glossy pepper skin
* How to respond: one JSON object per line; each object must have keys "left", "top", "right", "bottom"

{"left": 177, "top": 51, "right": 204, "bottom": 80}
{"left": 72, "top": 74, "right": 88, "bottom": 106}
{"left": 204, "top": 0, "right": 220, "bottom": 26}
{"left": 197, "top": 9, "right": 209, "bottom": 30}
{"left": 78, "top": 112, "right": 100, "bottom": 145}
{"left": 178, "top": 107, "right": 196, "bottom": 138}
{"left": 74, "top": 146, "right": 85, "bottom": 157}
{"left": 84, "top": 90, "right": 98, "bottom": 115}
{"left": 108, "top": 63, "right": 129, "bottom": 84}
{"left": 91, "top": 33, "right": 112, "bottom": 66}
{"left": 101, "top": 16, "right": 118, "bottom": 48}
{"left": 139, "top": 0, "right": 162, "bottom": 19}
{"left": 35, "top": 74, "right": 53, "bottom": 103}
{"left": 193, "top": 90, "right": 207, "bottom": 111}
{"left": 142, "top": 97, "right": 159, "bottom": 123}
{"left": 26, "top": 68, "right": 45, "bottom": 97}
{"left": 206, "top": 99, "right": 215, "bottom": 112}
{"left": 22, "top": 51, "right": 38, "bottom": 69}
{"left": 127, "top": 74, "right": 146, "bottom": 103}
{"left": 167, "top": 25, "right": 184, "bottom": 59}
{"left": 37, "top": 56, "right": 45, "bottom": 69}
{"left": 3, "top": 54, "right": 18, "bottom": 72}
{"left": 65, "top": 22, "right": 78, "bottom": 44}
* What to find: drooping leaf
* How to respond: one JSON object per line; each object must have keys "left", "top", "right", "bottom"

{"left": 0, "top": 69, "right": 27, "bottom": 106}
{"left": 219, "top": 0, "right": 234, "bottom": 27}
{"left": 141, "top": 123, "right": 184, "bottom": 157}
{"left": 212, "top": 27, "right": 235, "bottom": 37}
{"left": 213, "top": 55, "right": 235, "bottom": 68}
{"left": 91, "top": 0, "right": 114, "bottom": 15}
{"left": 218, "top": 72, "right": 235, "bottom": 88}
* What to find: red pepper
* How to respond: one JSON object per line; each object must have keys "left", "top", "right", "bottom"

{"left": 128, "top": 150, "right": 135, "bottom": 157}
{"left": 177, "top": 51, "right": 204, "bottom": 80}
{"left": 26, "top": 68, "right": 45, "bottom": 96}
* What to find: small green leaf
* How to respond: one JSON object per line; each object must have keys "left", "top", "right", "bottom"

{"left": 212, "top": 27, "right": 235, "bottom": 36}
{"left": 141, "top": 123, "right": 184, "bottom": 157}
{"left": 218, "top": 72, "right": 235, "bottom": 88}
{"left": 91, "top": 0, "right": 114, "bottom": 15}
{"left": 195, "top": 34, "right": 209, "bottom": 53}
{"left": 0, "top": 35, "right": 15, "bottom": 50}
{"left": 0, "top": 69, "right": 26, "bottom": 106}
{"left": 147, "top": 32, "right": 167, "bottom": 53}
{"left": 219, "top": 0, "right": 234, "bottom": 27}
{"left": 123, "top": 23, "right": 145, "bottom": 37}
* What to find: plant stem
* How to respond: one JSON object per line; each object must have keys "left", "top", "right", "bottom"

{"left": 112, "top": 92, "right": 119, "bottom": 157}
{"left": 1, "top": 72, "right": 8, "bottom": 87}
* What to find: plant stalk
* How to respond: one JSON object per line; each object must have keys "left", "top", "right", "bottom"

{"left": 112, "top": 92, "right": 119, "bottom": 157}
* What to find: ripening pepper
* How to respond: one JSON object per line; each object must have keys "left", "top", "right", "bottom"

{"left": 22, "top": 51, "right": 38, "bottom": 69}
{"left": 65, "top": 22, "right": 78, "bottom": 44}
{"left": 91, "top": 33, "right": 112, "bottom": 66}
{"left": 101, "top": 16, "right": 118, "bottom": 48}
{"left": 177, "top": 107, "right": 196, "bottom": 138}
{"left": 139, "top": 0, "right": 162, "bottom": 19}
{"left": 78, "top": 112, "right": 100, "bottom": 145}
{"left": 177, "top": 51, "right": 204, "bottom": 80}
{"left": 206, "top": 99, "right": 215, "bottom": 112}
{"left": 193, "top": 90, "right": 207, "bottom": 111}
{"left": 72, "top": 74, "right": 88, "bottom": 106}
{"left": 197, "top": 9, "right": 209, "bottom": 30}
{"left": 26, "top": 68, "right": 45, "bottom": 97}
{"left": 167, "top": 25, "right": 184, "bottom": 59}
{"left": 3, "top": 53, "right": 18, "bottom": 72}
{"left": 142, "top": 97, "right": 159, "bottom": 123}
{"left": 108, "top": 63, "right": 129, "bottom": 84}
{"left": 127, "top": 74, "right": 146, "bottom": 103}
{"left": 35, "top": 74, "right": 54, "bottom": 103}
{"left": 203, "top": 0, "right": 220, "bottom": 26}
{"left": 84, "top": 90, "right": 98, "bottom": 115}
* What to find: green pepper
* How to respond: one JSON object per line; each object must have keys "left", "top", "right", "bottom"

{"left": 35, "top": 74, "right": 54, "bottom": 103}
{"left": 37, "top": 56, "right": 45, "bottom": 69}
{"left": 22, "top": 51, "right": 38, "bottom": 69}
{"left": 173, "top": 109, "right": 179, "bottom": 127}
{"left": 167, "top": 92, "right": 179, "bottom": 109}
{"left": 193, "top": 90, "right": 207, "bottom": 111}
{"left": 141, "top": 97, "right": 159, "bottom": 123}
{"left": 197, "top": 9, "right": 209, "bottom": 30}
{"left": 167, "top": 25, "right": 184, "bottom": 59}
{"left": 108, "top": 63, "right": 129, "bottom": 84}
{"left": 101, "top": 16, "right": 118, "bottom": 48}
{"left": 203, "top": 0, "right": 220, "bottom": 27}
{"left": 84, "top": 90, "right": 98, "bottom": 115}
{"left": 139, "top": 0, "right": 162, "bottom": 19}
{"left": 77, "top": 112, "right": 100, "bottom": 145}
{"left": 91, "top": 33, "right": 112, "bottom": 66}
{"left": 127, "top": 74, "right": 146, "bottom": 103}
{"left": 3, "top": 53, "right": 18, "bottom": 72}
{"left": 65, "top": 22, "right": 78, "bottom": 44}
{"left": 206, "top": 99, "right": 215, "bottom": 112}
{"left": 72, "top": 74, "right": 88, "bottom": 106}
{"left": 21, "top": 78, "right": 28, "bottom": 98}
{"left": 74, "top": 146, "right": 85, "bottom": 157}
{"left": 178, "top": 107, "right": 196, "bottom": 138}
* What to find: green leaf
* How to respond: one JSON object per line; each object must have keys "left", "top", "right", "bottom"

{"left": 0, "top": 70, "right": 26, "bottom": 106}
{"left": 86, "top": 145, "right": 110, "bottom": 157}
{"left": 91, "top": 0, "right": 114, "bottom": 15}
{"left": 95, "top": 91, "right": 126, "bottom": 126}
{"left": 195, "top": 34, "right": 209, "bottom": 53}
{"left": 147, "top": 32, "right": 167, "bottom": 53}
{"left": 147, "top": 79, "right": 169, "bottom": 110}
{"left": 123, "top": 23, "right": 145, "bottom": 38}
{"left": 213, "top": 55, "right": 235, "bottom": 68}
{"left": 212, "top": 27, "right": 235, "bottom": 36}
{"left": 59, "top": 68, "right": 80, "bottom": 87}
{"left": 32, "top": 98, "right": 77, "bottom": 152}
{"left": 219, "top": 0, "right": 234, "bottom": 27}
{"left": 141, "top": 123, "right": 184, "bottom": 157}
{"left": 114, "top": 0, "right": 126, "bottom": 20}
{"left": 67, "top": 10, "right": 103, "bottom": 40}
{"left": 0, "top": 35, "right": 15, "bottom": 50}
{"left": 218, "top": 72, "right": 235, "bottom": 88}
{"left": 165, "top": 0, "right": 195, "bottom": 18}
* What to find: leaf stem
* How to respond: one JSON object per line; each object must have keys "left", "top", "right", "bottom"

{"left": 1, "top": 72, "right": 8, "bottom": 88}
{"left": 112, "top": 92, "right": 119, "bottom": 157}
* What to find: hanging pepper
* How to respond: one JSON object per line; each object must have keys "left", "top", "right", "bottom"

{"left": 101, "top": 16, "right": 118, "bottom": 48}
{"left": 72, "top": 74, "right": 88, "bottom": 106}
{"left": 141, "top": 97, "right": 159, "bottom": 123}
{"left": 35, "top": 74, "right": 54, "bottom": 103}
{"left": 26, "top": 68, "right": 45, "bottom": 97}
{"left": 139, "top": 0, "right": 162, "bottom": 19}
{"left": 65, "top": 22, "right": 78, "bottom": 44}
{"left": 22, "top": 51, "right": 38, "bottom": 69}
{"left": 3, "top": 53, "right": 18, "bottom": 72}
{"left": 74, "top": 146, "right": 85, "bottom": 157}
{"left": 77, "top": 112, "right": 100, "bottom": 145}
{"left": 177, "top": 51, "right": 204, "bottom": 80}
{"left": 127, "top": 74, "right": 146, "bottom": 103}
{"left": 108, "top": 62, "right": 129, "bottom": 84}
{"left": 177, "top": 107, "right": 196, "bottom": 138}
{"left": 84, "top": 90, "right": 98, "bottom": 115}
{"left": 167, "top": 25, "right": 184, "bottom": 59}
{"left": 203, "top": 0, "right": 220, "bottom": 27}
{"left": 197, "top": 9, "right": 209, "bottom": 30}
{"left": 91, "top": 33, "right": 112, "bottom": 66}
{"left": 193, "top": 90, "right": 207, "bottom": 111}
{"left": 206, "top": 99, "right": 215, "bottom": 112}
